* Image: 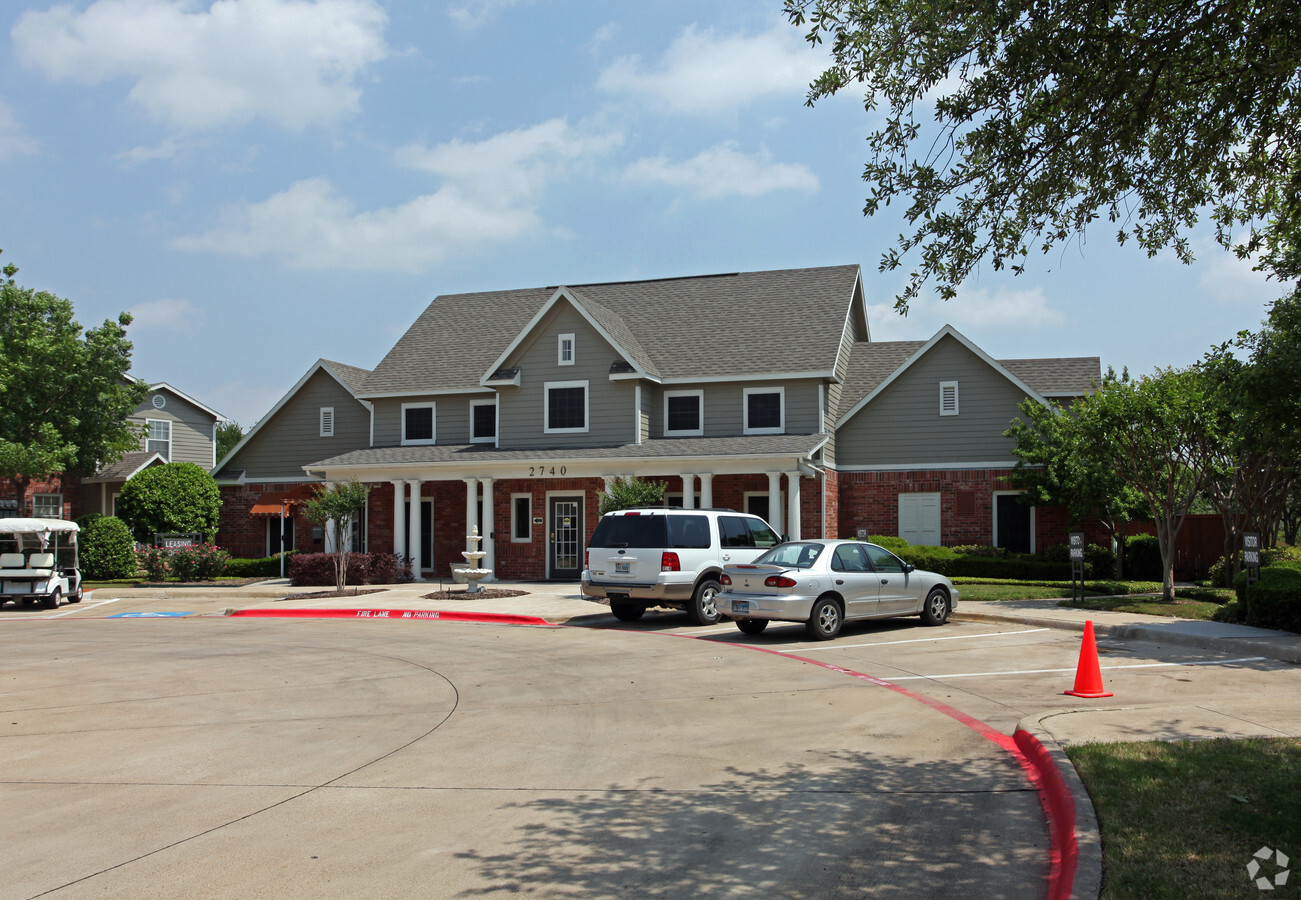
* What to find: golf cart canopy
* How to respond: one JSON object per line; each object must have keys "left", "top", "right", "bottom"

{"left": 0, "top": 518, "right": 80, "bottom": 536}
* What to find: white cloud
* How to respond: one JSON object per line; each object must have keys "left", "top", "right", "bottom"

{"left": 12, "top": 0, "right": 389, "bottom": 132}
{"left": 115, "top": 135, "right": 196, "bottom": 165}
{"left": 127, "top": 297, "right": 201, "bottom": 334}
{"left": 175, "top": 118, "right": 622, "bottom": 270}
{"left": 867, "top": 285, "right": 1066, "bottom": 341}
{"left": 447, "top": 0, "right": 530, "bottom": 30}
{"left": 0, "top": 97, "right": 38, "bottom": 159}
{"left": 596, "top": 23, "right": 822, "bottom": 115}
{"left": 1195, "top": 242, "right": 1279, "bottom": 305}
{"left": 626, "top": 143, "right": 818, "bottom": 199}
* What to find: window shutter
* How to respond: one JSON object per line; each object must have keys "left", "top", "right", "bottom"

{"left": 939, "top": 381, "right": 959, "bottom": 416}
{"left": 320, "top": 407, "right": 335, "bottom": 437}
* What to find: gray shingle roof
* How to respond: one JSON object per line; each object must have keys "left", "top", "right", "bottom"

{"left": 361, "top": 265, "right": 861, "bottom": 395}
{"left": 89, "top": 451, "right": 163, "bottom": 482}
{"left": 308, "top": 434, "right": 828, "bottom": 470}
{"left": 999, "top": 357, "right": 1101, "bottom": 395}
{"left": 321, "top": 359, "right": 372, "bottom": 395}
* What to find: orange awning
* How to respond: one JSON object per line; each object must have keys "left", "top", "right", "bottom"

{"left": 249, "top": 484, "right": 320, "bottom": 517}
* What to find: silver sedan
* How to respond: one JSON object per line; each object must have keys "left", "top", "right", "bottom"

{"left": 718, "top": 539, "right": 958, "bottom": 640}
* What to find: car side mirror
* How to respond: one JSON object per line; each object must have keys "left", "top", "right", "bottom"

{"left": 781, "top": 534, "right": 789, "bottom": 543}
{"left": 903, "top": 563, "right": 915, "bottom": 574}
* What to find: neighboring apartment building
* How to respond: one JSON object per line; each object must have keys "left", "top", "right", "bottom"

{"left": 4, "top": 382, "right": 225, "bottom": 521}
{"left": 214, "top": 264, "right": 1100, "bottom": 580}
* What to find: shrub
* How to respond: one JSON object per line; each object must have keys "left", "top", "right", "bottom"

{"left": 864, "top": 534, "right": 909, "bottom": 552}
{"left": 898, "top": 544, "right": 1073, "bottom": 580}
{"left": 1123, "top": 534, "right": 1163, "bottom": 581}
{"left": 1241, "top": 566, "right": 1301, "bottom": 633}
{"left": 600, "top": 476, "right": 667, "bottom": 514}
{"left": 367, "top": 552, "right": 411, "bottom": 584}
{"left": 225, "top": 552, "right": 297, "bottom": 579}
{"left": 136, "top": 546, "right": 169, "bottom": 581}
{"left": 290, "top": 552, "right": 373, "bottom": 587}
{"left": 1211, "top": 599, "right": 1247, "bottom": 624}
{"left": 167, "top": 544, "right": 229, "bottom": 582}
{"left": 116, "top": 462, "right": 221, "bottom": 543}
{"left": 75, "top": 514, "right": 138, "bottom": 579}
{"left": 1042, "top": 542, "right": 1116, "bottom": 579}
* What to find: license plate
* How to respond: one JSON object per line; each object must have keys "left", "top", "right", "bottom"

{"left": 615, "top": 561, "right": 631, "bottom": 574}
{"left": 732, "top": 600, "right": 749, "bottom": 614}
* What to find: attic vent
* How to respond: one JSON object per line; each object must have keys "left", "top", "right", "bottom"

{"left": 320, "top": 407, "right": 335, "bottom": 437}
{"left": 939, "top": 381, "right": 959, "bottom": 416}
{"left": 152, "top": 394, "right": 166, "bottom": 409}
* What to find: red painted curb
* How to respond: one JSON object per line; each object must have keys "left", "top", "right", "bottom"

{"left": 228, "top": 608, "right": 554, "bottom": 626}
{"left": 1013, "top": 727, "right": 1078, "bottom": 900}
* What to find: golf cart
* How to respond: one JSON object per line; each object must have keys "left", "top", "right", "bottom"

{"left": 0, "top": 518, "right": 83, "bottom": 609}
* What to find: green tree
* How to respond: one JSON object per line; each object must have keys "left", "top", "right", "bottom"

{"left": 1005, "top": 380, "right": 1146, "bottom": 576}
{"left": 786, "top": 0, "right": 1301, "bottom": 309}
{"left": 0, "top": 251, "right": 148, "bottom": 509}
{"left": 116, "top": 462, "right": 222, "bottom": 543}
{"left": 300, "top": 479, "right": 371, "bottom": 591}
{"left": 599, "top": 476, "right": 667, "bottom": 515}
{"left": 216, "top": 421, "right": 243, "bottom": 463}
{"left": 1072, "top": 368, "right": 1212, "bottom": 600}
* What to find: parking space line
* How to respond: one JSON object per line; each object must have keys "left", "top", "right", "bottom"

{"left": 775, "top": 627, "right": 1049, "bottom": 652}
{"left": 887, "top": 656, "right": 1266, "bottom": 681}
{"left": 0, "top": 598, "right": 120, "bottom": 620}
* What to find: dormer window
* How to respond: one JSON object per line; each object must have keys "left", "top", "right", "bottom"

{"left": 558, "top": 334, "right": 575, "bottom": 366}
{"left": 940, "top": 381, "right": 959, "bottom": 416}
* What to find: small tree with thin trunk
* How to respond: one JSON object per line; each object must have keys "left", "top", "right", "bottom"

{"left": 301, "top": 480, "right": 370, "bottom": 592}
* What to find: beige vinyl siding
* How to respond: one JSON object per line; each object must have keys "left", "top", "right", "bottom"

{"left": 496, "top": 304, "right": 633, "bottom": 448}
{"left": 130, "top": 391, "right": 216, "bottom": 468}
{"left": 226, "top": 370, "right": 370, "bottom": 480}
{"left": 836, "top": 334, "right": 1035, "bottom": 467}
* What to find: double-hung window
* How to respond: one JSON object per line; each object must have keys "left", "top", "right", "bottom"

{"left": 33, "top": 494, "right": 63, "bottom": 518}
{"left": 557, "top": 333, "right": 575, "bottom": 366}
{"left": 470, "top": 399, "right": 497, "bottom": 443}
{"left": 545, "top": 381, "right": 588, "bottom": 433}
{"left": 145, "top": 419, "right": 171, "bottom": 460}
{"left": 743, "top": 387, "right": 784, "bottom": 435}
{"left": 664, "top": 389, "right": 704, "bottom": 436}
{"left": 402, "top": 402, "right": 436, "bottom": 445}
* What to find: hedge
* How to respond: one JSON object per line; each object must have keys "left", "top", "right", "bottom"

{"left": 1123, "top": 534, "right": 1164, "bottom": 581}
{"left": 75, "top": 514, "right": 138, "bottom": 580}
{"left": 1240, "top": 566, "right": 1301, "bottom": 634}
{"left": 897, "top": 545, "right": 1075, "bottom": 580}
{"left": 288, "top": 552, "right": 410, "bottom": 587}
{"left": 225, "top": 552, "right": 298, "bottom": 579}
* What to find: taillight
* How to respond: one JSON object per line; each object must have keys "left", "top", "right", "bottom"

{"left": 764, "top": 575, "right": 797, "bottom": 588}
{"left": 661, "top": 552, "right": 680, "bottom": 572}
{"left": 719, "top": 573, "right": 732, "bottom": 586}
{"left": 584, "top": 549, "right": 589, "bottom": 569}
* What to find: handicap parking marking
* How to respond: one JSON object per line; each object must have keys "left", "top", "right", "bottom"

{"left": 887, "top": 656, "right": 1267, "bottom": 681}
{"left": 108, "top": 611, "right": 192, "bottom": 618}
{"left": 0, "top": 597, "right": 120, "bottom": 620}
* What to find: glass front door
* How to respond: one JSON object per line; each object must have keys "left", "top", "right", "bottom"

{"left": 549, "top": 496, "right": 583, "bottom": 580}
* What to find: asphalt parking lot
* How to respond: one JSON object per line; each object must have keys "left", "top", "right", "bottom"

{"left": 3, "top": 587, "right": 1299, "bottom": 898}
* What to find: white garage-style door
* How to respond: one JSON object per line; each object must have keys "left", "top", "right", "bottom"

{"left": 898, "top": 492, "right": 941, "bottom": 546}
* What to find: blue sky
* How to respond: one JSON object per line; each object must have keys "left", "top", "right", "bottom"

{"left": 1, "top": 0, "right": 1283, "bottom": 428}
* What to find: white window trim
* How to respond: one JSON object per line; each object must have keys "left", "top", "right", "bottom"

{"left": 320, "top": 406, "right": 335, "bottom": 438}
{"left": 940, "top": 380, "right": 959, "bottom": 416}
{"left": 401, "top": 402, "right": 437, "bottom": 446}
{"left": 145, "top": 418, "right": 172, "bottom": 461}
{"left": 743, "top": 386, "right": 785, "bottom": 435}
{"left": 664, "top": 389, "right": 704, "bottom": 437}
{"left": 993, "top": 490, "right": 1036, "bottom": 553}
{"left": 558, "top": 333, "right": 575, "bottom": 366}
{"left": 544, "top": 380, "right": 589, "bottom": 434}
{"left": 469, "top": 398, "right": 497, "bottom": 444}
{"left": 510, "top": 493, "right": 532, "bottom": 543}
{"left": 743, "top": 490, "right": 784, "bottom": 519}
{"left": 33, "top": 493, "right": 64, "bottom": 519}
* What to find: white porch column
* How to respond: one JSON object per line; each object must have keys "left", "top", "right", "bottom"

{"left": 786, "top": 473, "right": 802, "bottom": 541}
{"left": 699, "top": 473, "right": 713, "bottom": 509}
{"left": 681, "top": 474, "right": 696, "bottom": 508}
{"left": 767, "top": 472, "right": 784, "bottom": 536}
{"left": 391, "top": 480, "right": 406, "bottom": 558}
{"left": 407, "top": 479, "right": 422, "bottom": 580}
{"left": 479, "top": 477, "right": 495, "bottom": 579}
{"left": 464, "top": 478, "right": 479, "bottom": 546}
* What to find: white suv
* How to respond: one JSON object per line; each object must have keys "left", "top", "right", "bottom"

{"left": 581, "top": 508, "right": 780, "bottom": 625}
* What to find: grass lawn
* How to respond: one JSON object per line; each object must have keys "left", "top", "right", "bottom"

{"left": 953, "top": 579, "right": 1235, "bottom": 620}
{"left": 1067, "top": 737, "right": 1301, "bottom": 899}
{"left": 954, "top": 582, "right": 1087, "bottom": 601}
{"left": 1059, "top": 594, "right": 1224, "bottom": 621}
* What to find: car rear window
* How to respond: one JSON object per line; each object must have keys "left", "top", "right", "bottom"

{"left": 588, "top": 515, "right": 669, "bottom": 548}
{"left": 755, "top": 542, "right": 823, "bottom": 568}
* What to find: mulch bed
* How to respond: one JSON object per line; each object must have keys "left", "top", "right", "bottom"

{"left": 421, "top": 588, "right": 529, "bottom": 600}
{"left": 279, "top": 588, "right": 387, "bottom": 601}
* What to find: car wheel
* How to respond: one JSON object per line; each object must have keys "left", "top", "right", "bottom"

{"left": 69, "top": 591, "right": 82, "bottom": 603}
{"left": 686, "top": 578, "right": 722, "bottom": 626}
{"left": 806, "top": 596, "right": 842, "bottom": 640}
{"left": 41, "top": 588, "right": 61, "bottom": 611}
{"left": 610, "top": 602, "right": 644, "bottom": 622}
{"left": 736, "top": 618, "right": 768, "bottom": 636}
{"left": 920, "top": 588, "right": 950, "bottom": 626}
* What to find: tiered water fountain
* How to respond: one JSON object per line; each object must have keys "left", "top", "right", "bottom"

{"left": 458, "top": 526, "right": 492, "bottom": 594}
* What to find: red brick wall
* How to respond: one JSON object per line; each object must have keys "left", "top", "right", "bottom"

{"left": 4, "top": 474, "right": 79, "bottom": 520}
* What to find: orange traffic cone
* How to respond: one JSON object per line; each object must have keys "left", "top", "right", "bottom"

{"left": 1064, "top": 620, "right": 1113, "bottom": 698}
